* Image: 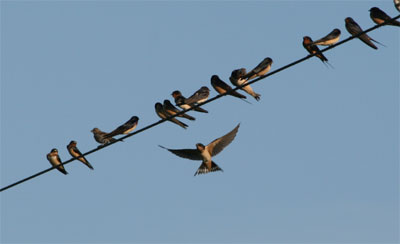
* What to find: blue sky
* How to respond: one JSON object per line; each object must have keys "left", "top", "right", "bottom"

{"left": 1, "top": 1, "right": 399, "bottom": 243}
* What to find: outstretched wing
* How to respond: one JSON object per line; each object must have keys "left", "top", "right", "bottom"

{"left": 206, "top": 124, "right": 240, "bottom": 156}
{"left": 159, "top": 145, "right": 202, "bottom": 161}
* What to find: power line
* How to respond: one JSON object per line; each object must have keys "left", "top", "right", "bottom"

{"left": 1, "top": 15, "right": 399, "bottom": 193}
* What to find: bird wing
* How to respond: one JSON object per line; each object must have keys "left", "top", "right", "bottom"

{"left": 206, "top": 124, "right": 240, "bottom": 156}
{"left": 159, "top": 145, "right": 202, "bottom": 160}
{"left": 185, "top": 91, "right": 206, "bottom": 104}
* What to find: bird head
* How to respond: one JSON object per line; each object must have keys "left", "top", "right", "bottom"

{"left": 369, "top": 7, "right": 378, "bottom": 12}
{"left": 303, "top": 36, "right": 312, "bottom": 43}
{"left": 345, "top": 17, "right": 353, "bottom": 24}
{"left": 196, "top": 143, "right": 205, "bottom": 151}
{"left": 171, "top": 91, "right": 182, "bottom": 98}
{"left": 211, "top": 75, "right": 219, "bottom": 82}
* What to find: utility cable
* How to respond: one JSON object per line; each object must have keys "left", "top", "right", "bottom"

{"left": 1, "top": 15, "right": 398, "bottom": 192}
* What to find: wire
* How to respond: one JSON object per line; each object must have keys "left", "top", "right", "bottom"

{"left": 1, "top": 15, "right": 399, "bottom": 193}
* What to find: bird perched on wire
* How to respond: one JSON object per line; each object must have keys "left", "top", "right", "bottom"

{"left": 230, "top": 68, "right": 261, "bottom": 101}
{"left": 155, "top": 102, "right": 188, "bottom": 129}
{"left": 91, "top": 128, "right": 116, "bottom": 145}
{"left": 302, "top": 36, "right": 332, "bottom": 68}
{"left": 67, "top": 141, "right": 94, "bottom": 170}
{"left": 345, "top": 17, "right": 384, "bottom": 50}
{"left": 171, "top": 90, "right": 208, "bottom": 113}
{"left": 163, "top": 100, "right": 195, "bottom": 121}
{"left": 159, "top": 123, "right": 240, "bottom": 176}
{"left": 369, "top": 7, "right": 400, "bottom": 26}
{"left": 210, "top": 75, "right": 250, "bottom": 103}
{"left": 243, "top": 57, "right": 273, "bottom": 81}
{"left": 46, "top": 148, "right": 68, "bottom": 175}
{"left": 311, "top": 28, "right": 341, "bottom": 46}
{"left": 106, "top": 116, "right": 139, "bottom": 138}
{"left": 184, "top": 86, "right": 210, "bottom": 105}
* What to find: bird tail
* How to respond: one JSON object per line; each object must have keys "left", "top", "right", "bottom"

{"left": 193, "top": 106, "right": 208, "bottom": 113}
{"left": 253, "top": 93, "right": 261, "bottom": 101}
{"left": 371, "top": 38, "right": 386, "bottom": 47}
{"left": 360, "top": 36, "right": 378, "bottom": 50}
{"left": 170, "top": 117, "right": 188, "bottom": 129}
{"left": 84, "top": 161, "right": 94, "bottom": 170}
{"left": 194, "top": 161, "right": 223, "bottom": 176}
{"left": 230, "top": 90, "right": 247, "bottom": 99}
{"left": 104, "top": 130, "right": 118, "bottom": 139}
{"left": 57, "top": 165, "right": 68, "bottom": 175}
{"left": 243, "top": 72, "right": 255, "bottom": 81}
{"left": 181, "top": 113, "right": 196, "bottom": 121}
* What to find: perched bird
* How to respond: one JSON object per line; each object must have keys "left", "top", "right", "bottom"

{"left": 369, "top": 7, "right": 400, "bottom": 26}
{"left": 171, "top": 90, "right": 208, "bottom": 113}
{"left": 184, "top": 86, "right": 210, "bottom": 105}
{"left": 155, "top": 102, "right": 188, "bottom": 129}
{"left": 311, "top": 28, "right": 341, "bottom": 46}
{"left": 230, "top": 68, "right": 261, "bottom": 101}
{"left": 91, "top": 128, "right": 116, "bottom": 145}
{"left": 395, "top": 0, "right": 400, "bottom": 12}
{"left": 159, "top": 123, "right": 240, "bottom": 176}
{"left": 163, "top": 100, "right": 195, "bottom": 121}
{"left": 67, "top": 141, "right": 94, "bottom": 170}
{"left": 243, "top": 57, "right": 273, "bottom": 80}
{"left": 106, "top": 116, "right": 139, "bottom": 138}
{"left": 303, "top": 36, "right": 331, "bottom": 65}
{"left": 345, "top": 17, "right": 383, "bottom": 50}
{"left": 46, "top": 148, "right": 68, "bottom": 175}
{"left": 210, "top": 75, "right": 250, "bottom": 103}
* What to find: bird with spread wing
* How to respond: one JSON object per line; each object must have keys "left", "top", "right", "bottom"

{"left": 159, "top": 124, "right": 240, "bottom": 176}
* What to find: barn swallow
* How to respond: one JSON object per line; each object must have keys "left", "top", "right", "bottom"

{"left": 243, "top": 57, "right": 273, "bottom": 80}
{"left": 184, "top": 86, "right": 210, "bottom": 105}
{"left": 369, "top": 7, "right": 400, "bottom": 26}
{"left": 163, "top": 99, "right": 195, "bottom": 121}
{"left": 67, "top": 141, "right": 94, "bottom": 170}
{"left": 46, "top": 148, "right": 68, "bottom": 175}
{"left": 91, "top": 128, "right": 116, "bottom": 145}
{"left": 303, "top": 36, "right": 331, "bottom": 66}
{"left": 106, "top": 116, "right": 139, "bottom": 138}
{"left": 171, "top": 90, "right": 208, "bottom": 113}
{"left": 155, "top": 102, "right": 188, "bottom": 129}
{"left": 230, "top": 68, "right": 261, "bottom": 101}
{"left": 210, "top": 75, "right": 250, "bottom": 103}
{"left": 311, "top": 28, "right": 341, "bottom": 46}
{"left": 345, "top": 17, "right": 383, "bottom": 50}
{"left": 395, "top": 0, "right": 400, "bottom": 12}
{"left": 159, "top": 123, "right": 240, "bottom": 176}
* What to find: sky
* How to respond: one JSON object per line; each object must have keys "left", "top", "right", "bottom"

{"left": 1, "top": 1, "right": 399, "bottom": 243}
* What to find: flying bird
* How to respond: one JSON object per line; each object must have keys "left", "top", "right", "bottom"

{"left": 91, "top": 128, "right": 116, "bottom": 145}
{"left": 210, "top": 75, "right": 250, "bottom": 103}
{"left": 230, "top": 68, "right": 261, "bottom": 101}
{"left": 395, "top": 0, "right": 400, "bottom": 12}
{"left": 184, "top": 86, "right": 210, "bottom": 105}
{"left": 345, "top": 17, "right": 383, "bottom": 50}
{"left": 155, "top": 102, "right": 188, "bottom": 129}
{"left": 369, "top": 7, "right": 400, "bottom": 26}
{"left": 46, "top": 148, "right": 68, "bottom": 175}
{"left": 243, "top": 57, "right": 273, "bottom": 80}
{"left": 303, "top": 36, "right": 331, "bottom": 66}
{"left": 159, "top": 123, "right": 240, "bottom": 176}
{"left": 311, "top": 28, "right": 341, "bottom": 46}
{"left": 67, "top": 141, "right": 94, "bottom": 170}
{"left": 163, "top": 99, "right": 195, "bottom": 121}
{"left": 106, "top": 116, "right": 139, "bottom": 138}
{"left": 171, "top": 90, "right": 208, "bottom": 113}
